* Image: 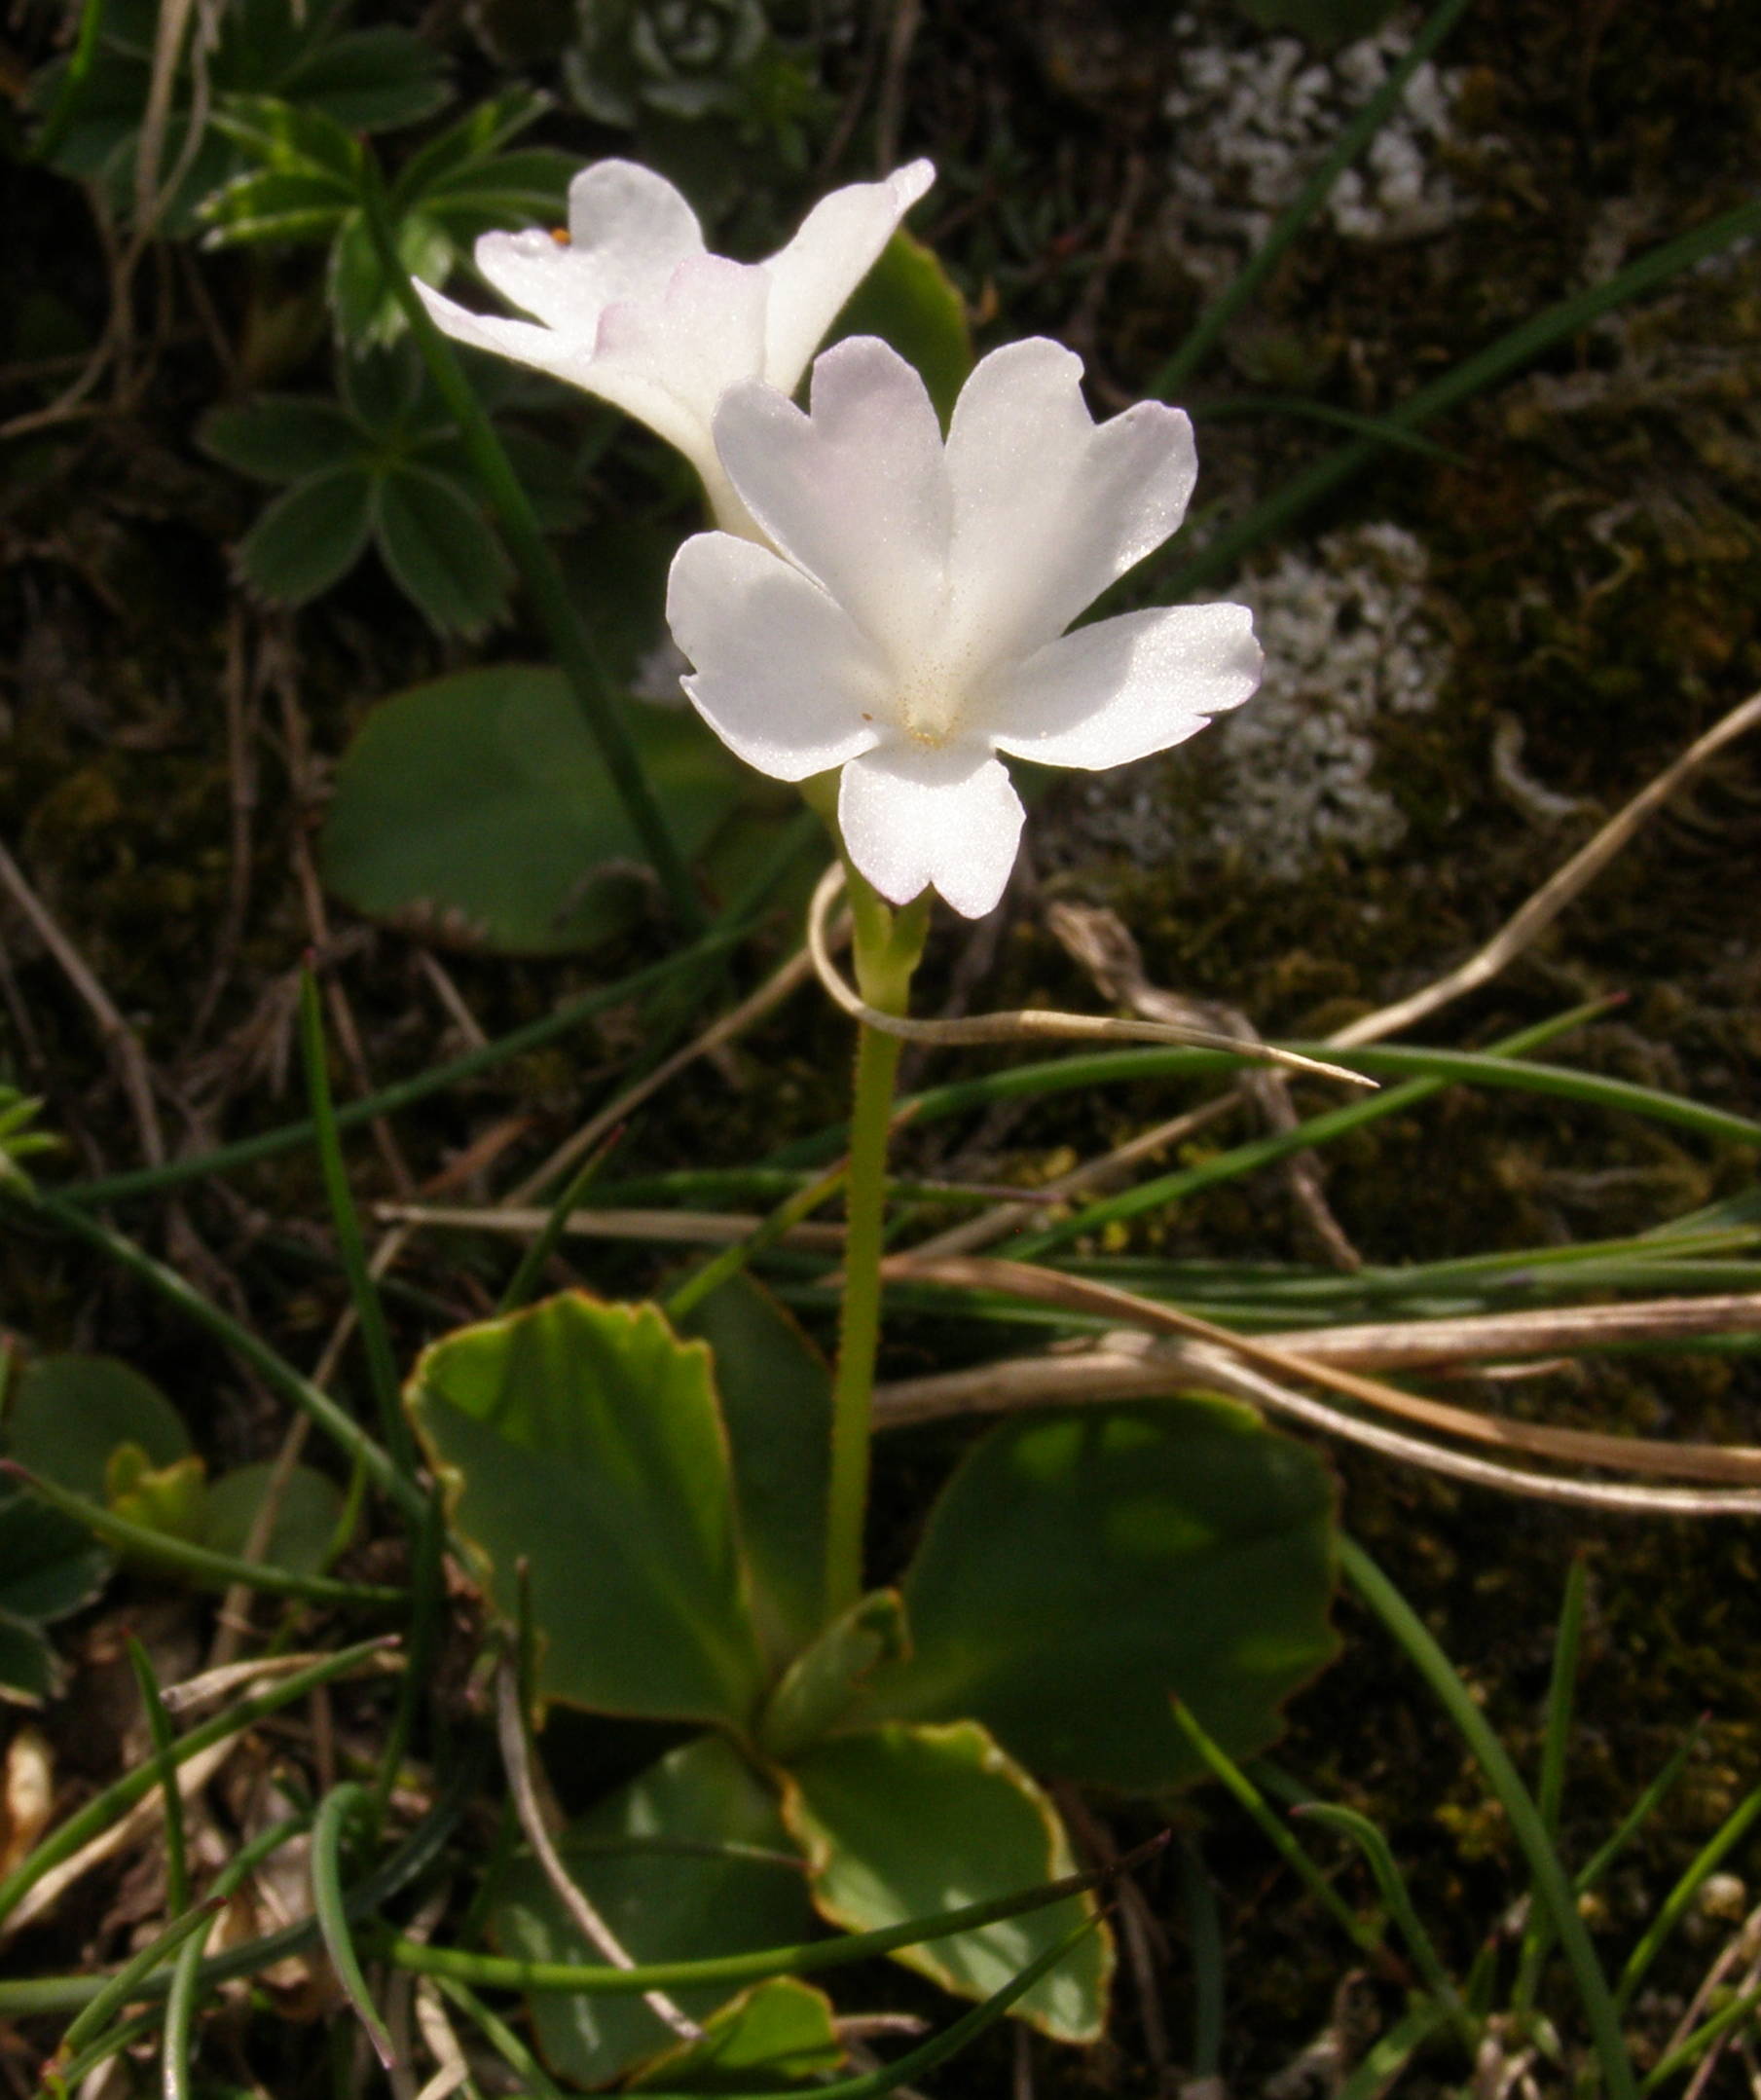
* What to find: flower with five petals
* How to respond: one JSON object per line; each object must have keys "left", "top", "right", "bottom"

{"left": 666, "top": 335, "right": 1264, "bottom": 917}
{"left": 417, "top": 158, "right": 934, "bottom": 533}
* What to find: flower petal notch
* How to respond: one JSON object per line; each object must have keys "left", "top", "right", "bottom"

{"left": 667, "top": 337, "right": 1263, "bottom": 917}
{"left": 417, "top": 159, "right": 935, "bottom": 532}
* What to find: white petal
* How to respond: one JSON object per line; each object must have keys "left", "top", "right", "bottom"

{"left": 943, "top": 338, "right": 1197, "bottom": 663}
{"left": 415, "top": 279, "right": 598, "bottom": 381}
{"left": 760, "top": 161, "right": 936, "bottom": 390}
{"left": 592, "top": 253, "right": 770, "bottom": 495}
{"left": 838, "top": 744, "right": 1024, "bottom": 919}
{"left": 565, "top": 160, "right": 706, "bottom": 295}
{"left": 712, "top": 338, "right": 949, "bottom": 670}
{"left": 668, "top": 533, "right": 886, "bottom": 782}
{"left": 464, "top": 164, "right": 703, "bottom": 340}
{"left": 989, "top": 602, "right": 1262, "bottom": 770}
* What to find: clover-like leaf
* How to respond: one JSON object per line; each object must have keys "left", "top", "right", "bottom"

{"left": 236, "top": 465, "right": 375, "bottom": 605}
{"left": 370, "top": 462, "right": 513, "bottom": 636}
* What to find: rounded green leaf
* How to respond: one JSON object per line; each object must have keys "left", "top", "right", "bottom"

{"left": 495, "top": 1733, "right": 814, "bottom": 2087}
{"left": 369, "top": 462, "right": 513, "bottom": 636}
{"left": 406, "top": 1293, "right": 767, "bottom": 1727}
{"left": 7, "top": 1353, "right": 191, "bottom": 1499}
{"left": 316, "top": 664, "right": 744, "bottom": 954}
{"left": 780, "top": 1718, "right": 1112, "bottom": 2045}
{"left": 862, "top": 1399, "right": 1339, "bottom": 1792}
{"left": 236, "top": 465, "right": 374, "bottom": 605}
{"left": 0, "top": 1479, "right": 111, "bottom": 1628}
{"left": 199, "top": 395, "right": 359, "bottom": 483}
{"left": 202, "top": 1462, "right": 345, "bottom": 1577}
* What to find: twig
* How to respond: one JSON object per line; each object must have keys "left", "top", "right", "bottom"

{"left": 493, "top": 1656, "right": 701, "bottom": 2043}
{"left": 378, "top": 1201, "right": 846, "bottom": 1253}
{"left": 0, "top": 835, "right": 166, "bottom": 1166}
{"left": 873, "top": 1258, "right": 1761, "bottom": 1492}
{"left": 807, "top": 866, "right": 1369, "bottom": 1087}
{"left": 919, "top": 685, "right": 1761, "bottom": 1259}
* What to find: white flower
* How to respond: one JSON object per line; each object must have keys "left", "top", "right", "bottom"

{"left": 416, "top": 158, "right": 934, "bottom": 533}
{"left": 665, "top": 336, "right": 1264, "bottom": 918}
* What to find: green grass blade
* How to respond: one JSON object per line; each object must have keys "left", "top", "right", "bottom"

{"left": 55, "top": 927, "right": 745, "bottom": 1207}
{"left": 0, "top": 1637, "right": 394, "bottom": 1931}
{"left": 126, "top": 1636, "right": 189, "bottom": 1915}
{"left": 5, "top": 1462, "right": 407, "bottom": 1607}
{"left": 1339, "top": 1538, "right": 1636, "bottom": 2100}
{"left": 18, "top": 1192, "right": 425, "bottom": 1526}
{"left": 311, "top": 1783, "right": 399, "bottom": 2069}
{"left": 1008, "top": 1006, "right": 1617, "bottom": 1260}
{"left": 1177, "top": 1834, "right": 1226, "bottom": 2079}
{"left": 382, "top": 1842, "right": 1161, "bottom": 1998}
{"left": 298, "top": 969, "right": 414, "bottom": 1480}
{"left": 636, "top": 1909, "right": 1106, "bottom": 2100}
{"left": 1575, "top": 1723, "right": 1704, "bottom": 1899}
{"left": 1152, "top": 0, "right": 1474, "bottom": 395}
{"left": 1296, "top": 1804, "right": 1475, "bottom": 2048}
{"left": 1335, "top": 1999, "right": 1454, "bottom": 2100}
{"left": 1511, "top": 1558, "right": 1589, "bottom": 2017}
{"left": 496, "top": 1129, "right": 625, "bottom": 1314}
{"left": 1172, "top": 1701, "right": 1386, "bottom": 1960}
{"left": 1614, "top": 1783, "right": 1761, "bottom": 2010}
{"left": 1168, "top": 193, "right": 1761, "bottom": 594}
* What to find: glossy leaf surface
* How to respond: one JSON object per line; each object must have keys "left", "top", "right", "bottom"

{"left": 407, "top": 1293, "right": 767, "bottom": 1726}
{"left": 862, "top": 1399, "right": 1338, "bottom": 1790}
{"left": 781, "top": 1718, "right": 1111, "bottom": 2044}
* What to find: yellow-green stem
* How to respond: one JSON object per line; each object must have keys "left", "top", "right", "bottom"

{"left": 822, "top": 871, "right": 927, "bottom": 1623}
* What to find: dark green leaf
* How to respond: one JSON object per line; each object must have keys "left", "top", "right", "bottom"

{"left": 679, "top": 1277, "right": 831, "bottom": 1672}
{"left": 209, "top": 92, "right": 361, "bottom": 184}
{"left": 0, "top": 1479, "right": 111, "bottom": 1627}
{"left": 198, "top": 166, "right": 353, "bottom": 248}
{"left": 388, "top": 87, "right": 553, "bottom": 208}
{"left": 328, "top": 208, "right": 454, "bottom": 350}
{"left": 0, "top": 1609, "right": 58, "bottom": 1707}
{"left": 862, "top": 1400, "right": 1339, "bottom": 1792}
{"left": 199, "top": 396, "right": 359, "bottom": 483}
{"left": 280, "top": 23, "right": 451, "bottom": 132}
{"left": 316, "top": 664, "right": 744, "bottom": 954}
{"left": 370, "top": 462, "right": 513, "bottom": 636}
{"left": 236, "top": 465, "right": 374, "bottom": 605}
{"left": 495, "top": 1733, "right": 813, "bottom": 2087}
{"left": 407, "top": 1294, "right": 768, "bottom": 1726}
{"left": 202, "top": 1463, "right": 345, "bottom": 1577}
{"left": 7, "top": 1353, "right": 191, "bottom": 1497}
{"left": 781, "top": 1719, "right": 1112, "bottom": 2043}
